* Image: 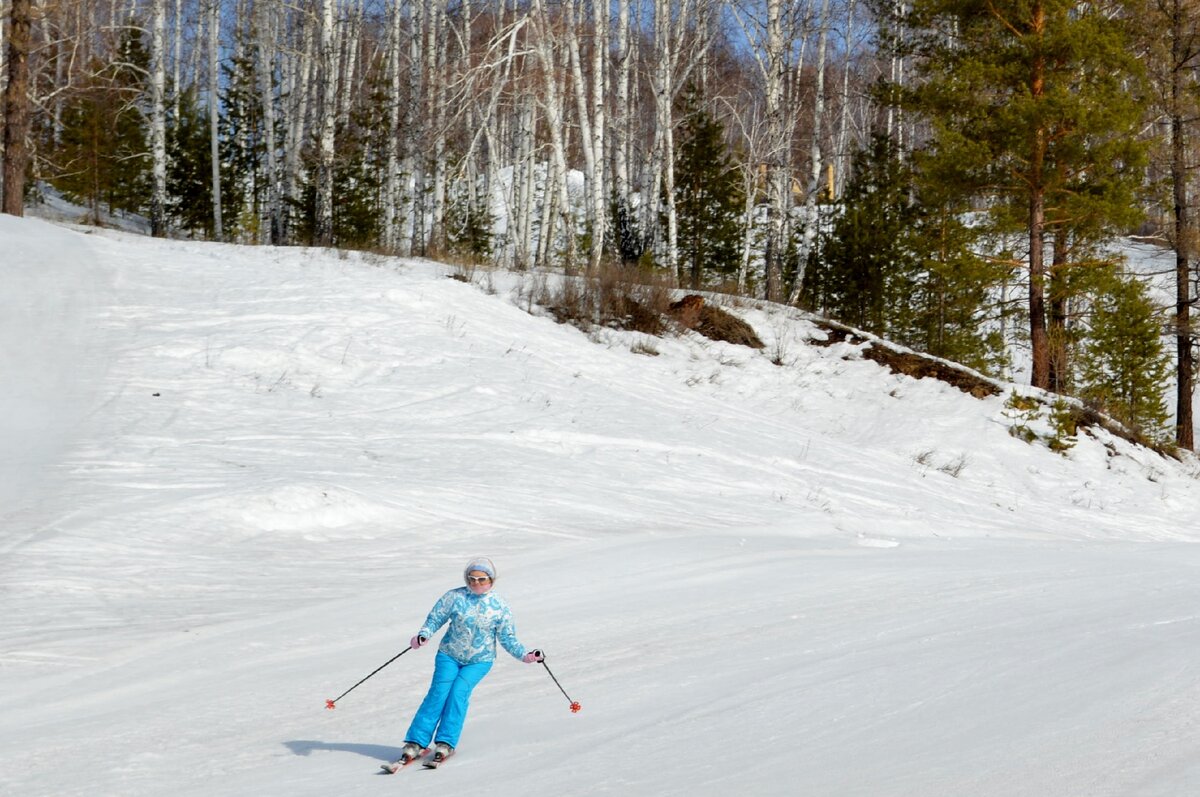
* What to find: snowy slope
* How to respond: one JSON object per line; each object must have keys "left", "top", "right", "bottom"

{"left": 2, "top": 215, "right": 1200, "bottom": 796}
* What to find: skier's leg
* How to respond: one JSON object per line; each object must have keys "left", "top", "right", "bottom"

{"left": 405, "top": 653, "right": 461, "bottom": 746}
{"left": 433, "top": 659, "right": 493, "bottom": 749}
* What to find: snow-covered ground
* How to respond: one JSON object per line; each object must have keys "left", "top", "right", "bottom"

{"left": 3, "top": 214, "right": 1200, "bottom": 796}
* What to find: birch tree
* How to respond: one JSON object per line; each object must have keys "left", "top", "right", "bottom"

{"left": 612, "top": 0, "right": 639, "bottom": 265}
{"left": 150, "top": 0, "right": 167, "bottom": 236}
{"left": 531, "top": 0, "right": 577, "bottom": 271}
{"left": 644, "top": 0, "right": 715, "bottom": 281}
{"left": 427, "top": 0, "right": 448, "bottom": 253}
{"left": 399, "top": 0, "right": 424, "bottom": 255}
{"left": 382, "top": 0, "right": 403, "bottom": 250}
{"left": 559, "top": 0, "right": 608, "bottom": 272}
{"left": 788, "top": 0, "right": 832, "bottom": 300}
{"left": 282, "top": 4, "right": 316, "bottom": 243}
{"left": 314, "top": 0, "right": 337, "bottom": 246}
{"left": 257, "top": 0, "right": 282, "bottom": 243}
{"left": 207, "top": 0, "right": 223, "bottom": 238}
{"left": 761, "top": 0, "right": 791, "bottom": 300}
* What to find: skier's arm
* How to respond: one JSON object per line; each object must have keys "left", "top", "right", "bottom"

{"left": 496, "top": 605, "right": 527, "bottom": 660}
{"left": 418, "top": 590, "right": 457, "bottom": 639}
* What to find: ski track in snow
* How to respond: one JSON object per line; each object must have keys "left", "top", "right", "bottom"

{"left": 2, "top": 216, "right": 1200, "bottom": 795}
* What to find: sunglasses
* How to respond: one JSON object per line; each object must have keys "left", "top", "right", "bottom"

{"left": 467, "top": 575, "right": 492, "bottom": 584}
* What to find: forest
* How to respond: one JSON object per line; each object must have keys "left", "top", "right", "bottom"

{"left": 1, "top": 0, "right": 1198, "bottom": 449}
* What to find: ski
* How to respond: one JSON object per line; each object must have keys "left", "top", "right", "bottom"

{"left": 380, "top": 748, "right": 428, "bottom": 774}
{"left": 422, "top": 750, "right": 453, "bottom": 770}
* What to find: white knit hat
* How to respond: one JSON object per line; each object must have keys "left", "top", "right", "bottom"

{"left": 463, "top": 556, "right": 497, "bottom": 582}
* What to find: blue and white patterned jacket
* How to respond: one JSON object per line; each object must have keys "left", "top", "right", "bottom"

{"left": 419, "top": 587, "right": 528, "bottom": 665}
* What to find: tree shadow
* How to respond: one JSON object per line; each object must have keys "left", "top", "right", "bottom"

{"left": 284, "top": 739, "right": 400, "bottom": 762}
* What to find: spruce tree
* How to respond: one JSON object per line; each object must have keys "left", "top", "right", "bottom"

{"left": 808, "top": 134, "right": 1009, "bottom": 375}
{"left": 167, "top": 89, "right": 216, "bottom": 236}
{"left": 53, "top": 30, "right": 151, "bottom": 223}
{"left": 219, "top": 52, "right": 261, "bottom": 239}
{"left": 1076, "top": 270, "right": 1172, "bottom": 442}
{"left": 672, "top": 87, "right": 745, "bottom": 289}
{"left": 807, "top": 135, "right": 918, "bottom": 336}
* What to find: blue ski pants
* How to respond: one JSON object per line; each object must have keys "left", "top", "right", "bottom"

{"left": 405, "top": 652, "right": 493, "bottom": 748}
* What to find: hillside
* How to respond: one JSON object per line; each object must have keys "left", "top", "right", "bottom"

{"left": 2, "top": 215, "right": 1200, "bottom": 796}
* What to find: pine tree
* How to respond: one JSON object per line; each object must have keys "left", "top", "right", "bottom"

{"left": 908, "top": 149, "right": 1013, "bottom": 376}
{"left": 1076, "top": 270, "right": 1173, "bottom": 442}
{"left": 899, "top": 0, "right": 1148, "bottom": 390}
{"left": 672, "top": 87, "right": 745, "bottom": 289}
{"left": 2, "top": 0, "right": 33, "bottom": 215}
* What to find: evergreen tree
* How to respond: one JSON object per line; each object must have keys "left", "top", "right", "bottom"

{"left": 219, "top": 52, "right": 261, "bottom": 239}
{"left": 807, "top": 134, "right": 1009, "bottom": 375}
{"left": 611, "top": 195, "right": 650, "bottom": 268}
{"left": 167, "top": 89, "right": 216, "bottom": 236}
{"left": 1076, "top": 270, "right": 1172, "bottom": 442}
{"left": 909, "top": 149, "right": 1013, "bottom": 375}
{"left": 899, "top": 0, "right": 1148, "bottom": 391}
{"left": 289, "top": 126, "right": 380, "bottom": 249}
{"left": 672, "top": 87, "right": 745, "bottom": 289}
{"left": 806, "top": 135, "right": 919, "bottom": 336}
{"left": 446, "top": 182, "right": 495, "bottom": 262}
{"left": 52, "top": 30, "right": 151, "bottom": 222}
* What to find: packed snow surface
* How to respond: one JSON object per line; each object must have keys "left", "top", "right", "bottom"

{"left": 3, "top": 215, "right": 1200, "bottom": 795}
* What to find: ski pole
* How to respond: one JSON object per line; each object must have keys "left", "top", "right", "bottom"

{"left": 325, "top": 646, "right": 412, "bottom": 709}
{"left": 540, "top": 658, "right": 582, "bottom": 713}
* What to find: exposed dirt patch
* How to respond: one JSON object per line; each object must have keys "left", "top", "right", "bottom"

{"left": 668, "top": 294, "right": 764, "bottom": 349}
{"left": 863, "top": 344, "right": 1002, "bottom": 399}
{"left": 809, "top": 318, "right": 998, "bottom": 398}
{"left": 807, "top": 320, "right": 1171, "bottom": 455}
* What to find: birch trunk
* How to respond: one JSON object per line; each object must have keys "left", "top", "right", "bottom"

{"left": 257, "top": 0, "right": 282, "bottom": 244}
{"left": 428, "top": 0, "right": 448, "bottom": 253}
{"left": 538, "top": 154, "right": 560, "bottom": 269}
{"left": 150, "top": 0, "right": 167, "bottom": 236}
{"left": 788, "top": 0, "right": 832, "bottom": 302}
{"left": 588, "top": 0, "right": 608, "bottom": 272}
{"left": 400, "top": 0, "right": 424, "bottom": 255}
{"left": 208, "top": 0, "right": 223, "bottom": 239}
{"left": 613, "top": 0, "right": 633, "bottom": 264}
{"left": 478, "top": 13, "right": 524, "bottom": 267}
{"left": 532, "top": 0, "right": 576, "bottom": 271}
{"left": 315, "top": 0, "right": 337, "bottom": 247}
{"left": 763, "top": 0, "right": 787, "bottom": 300}
{"left": 383, "top": 0, "right": 403, "bottom": 251}
{"left": 833, "top": 0, "right": 858, "bottom": 199}
{"left": 339, "top": 0, "right": 361, "bottom": 121}
{"left": 172, "top": 0, "right": 182, "bottom": 120}
{"left": 283, "top": 9, "right": 316, "bottom": 244}
{"left": 513, "top": 97, "right": 537, "bottom": 270}
{"left": 651, "top": 0, "right": 676, "bottom": 278}
{"left": 562, "top": 0, "right": 600, "bottom": 272}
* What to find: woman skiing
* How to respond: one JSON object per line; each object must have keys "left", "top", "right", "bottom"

{"left": 384, "top": 556, "right": 542, "bottom": 772}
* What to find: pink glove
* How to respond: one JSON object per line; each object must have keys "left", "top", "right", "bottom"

{"left": 522, "top": 649, "right": 544, "bottom": 664}
{"left": 410, "top": 634, "right": 428, "bottom": 649}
